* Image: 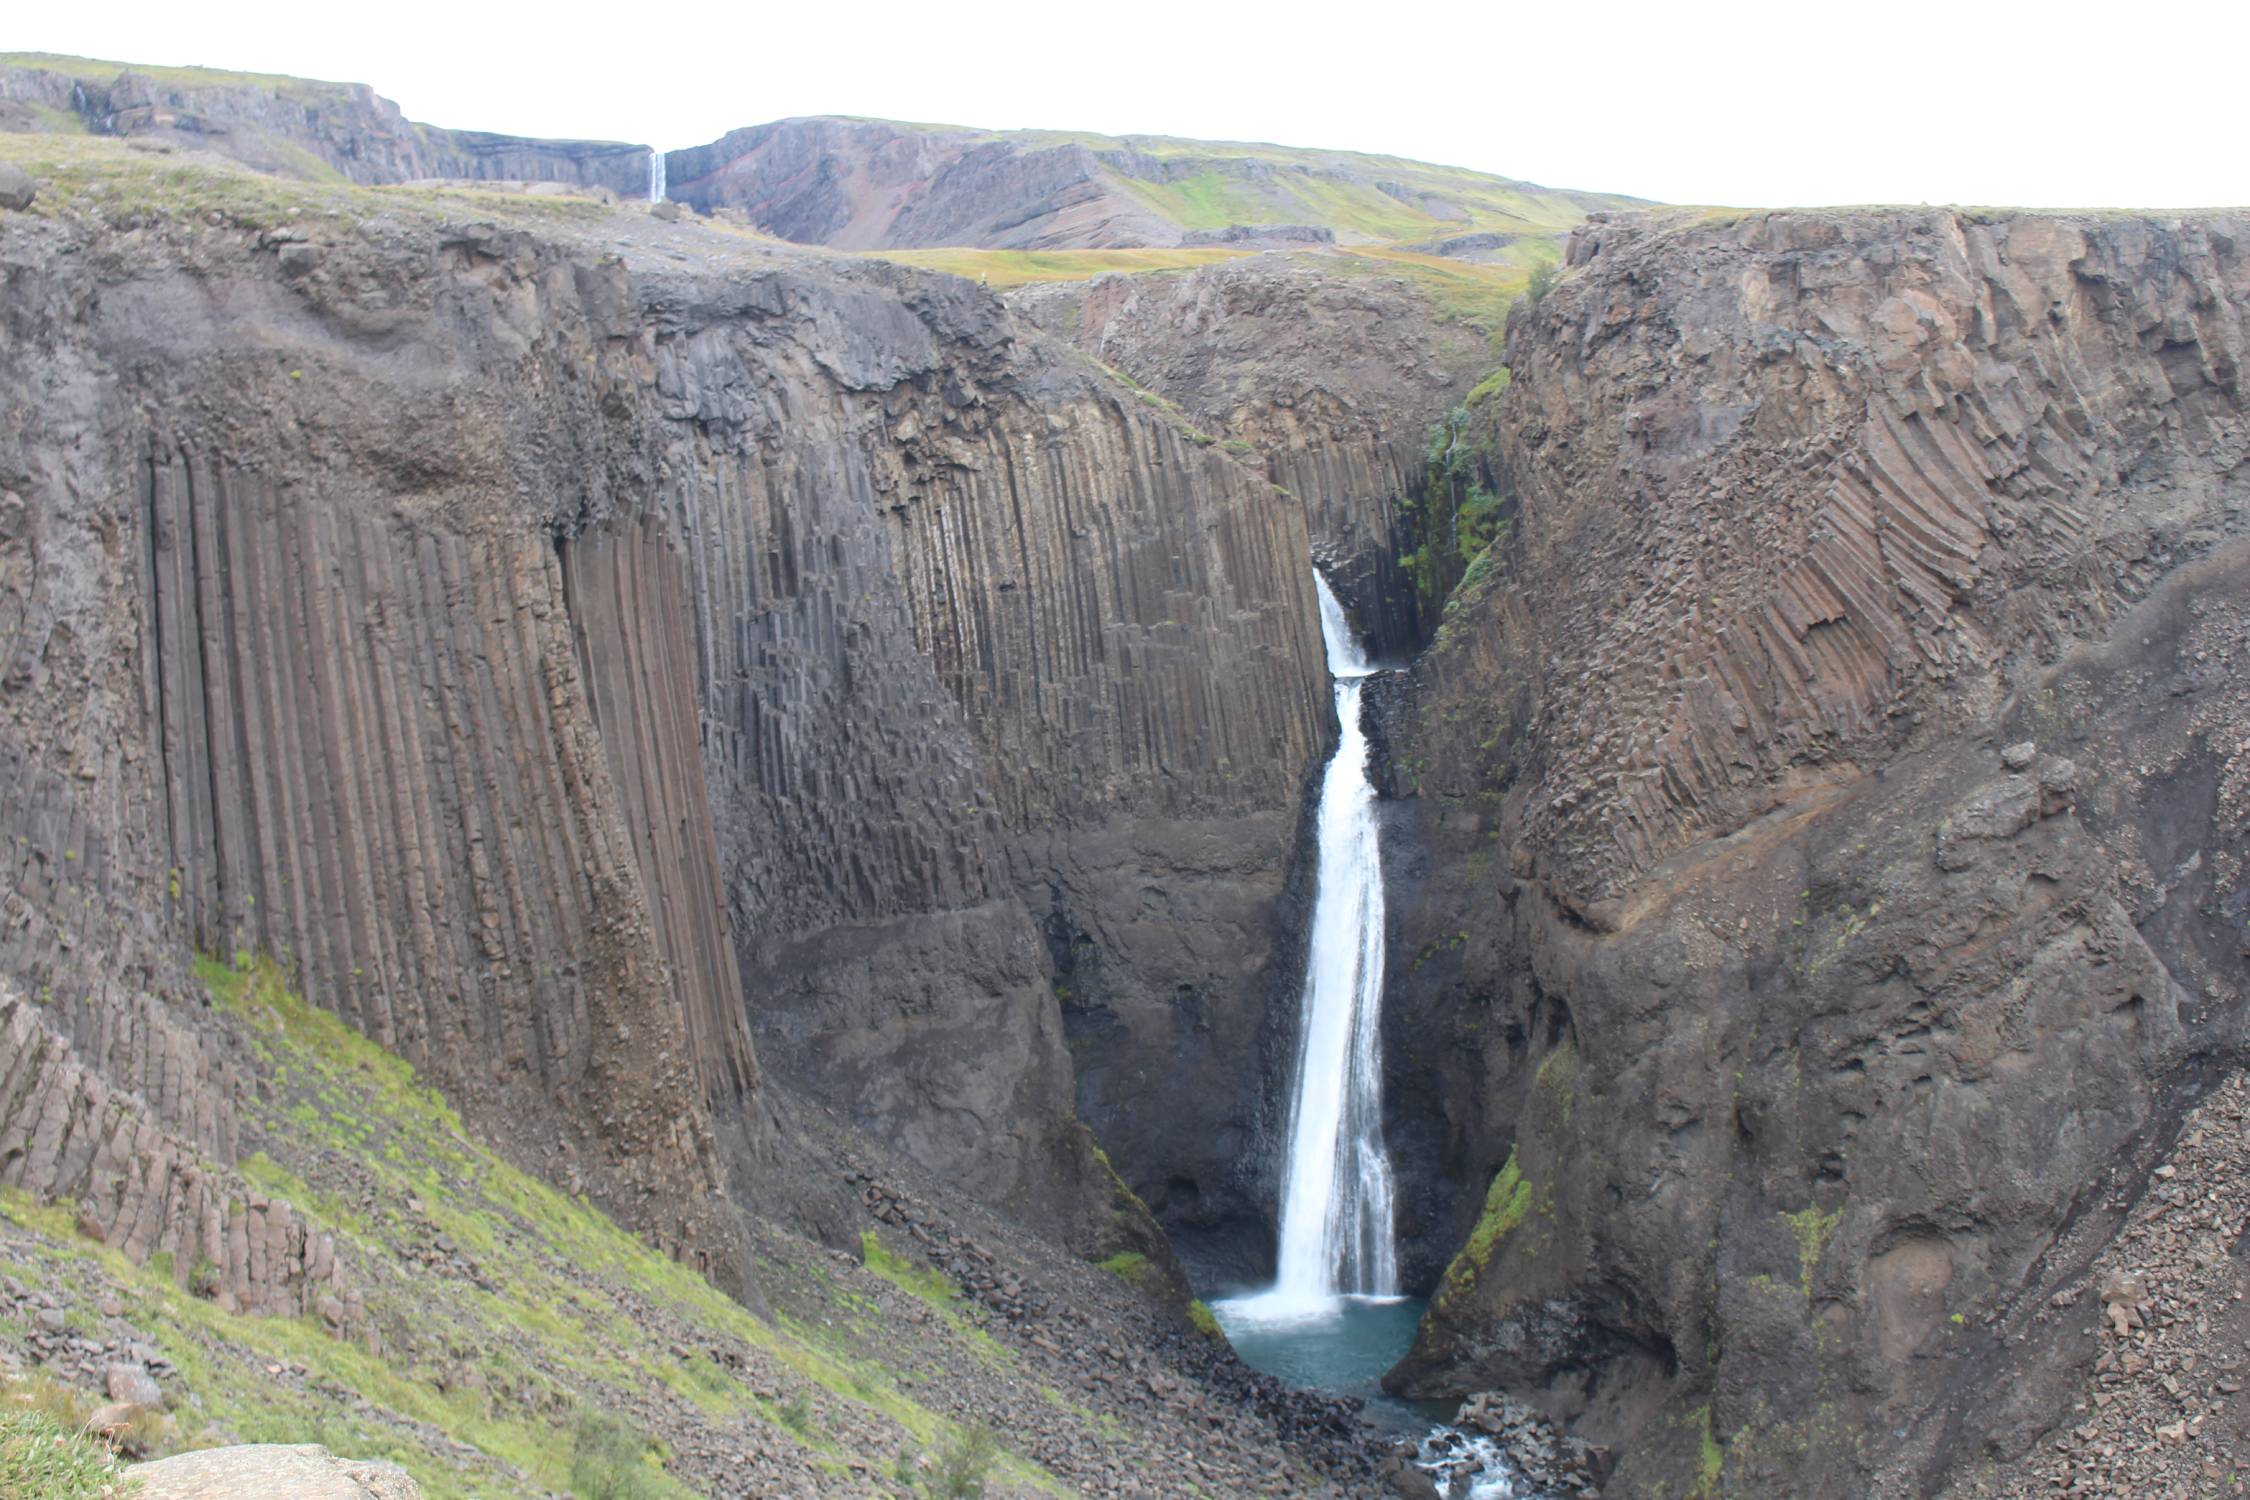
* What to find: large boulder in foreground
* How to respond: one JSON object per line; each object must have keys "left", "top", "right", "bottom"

{"left": 131, "top": 1444, "right": 422, "bottom": 1499}
{"left": 0, "top": 162, "right": 35, "bottom": 211}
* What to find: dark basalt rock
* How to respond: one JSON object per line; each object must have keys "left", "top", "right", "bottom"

{"left": 1381, "top": 208, "right": 2250, "bottom": 1499}
{"left": 0, "top": 174, "right": 1329, "bottom": 1309}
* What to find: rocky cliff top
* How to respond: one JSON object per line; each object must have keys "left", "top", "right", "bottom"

{"left": 0, "top": 52, "right": 652, "bottom": 195}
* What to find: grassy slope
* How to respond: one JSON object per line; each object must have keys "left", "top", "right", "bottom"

{"left": 0, "top": 955, "right": 1070, "bottom": 1499}
{"left": 0, "top": 133, "right": 616, "bottom": 228}
{"left": 824, "top": 115, "right": 1641, "bottom": 241}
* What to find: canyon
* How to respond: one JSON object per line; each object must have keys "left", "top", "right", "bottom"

{"left": 0, "top": 50, "right": 2244, "bottom": 1500}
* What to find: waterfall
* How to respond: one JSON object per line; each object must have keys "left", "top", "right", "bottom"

{"left": 1230, "top": 569, "right": 1399, "bottom": 1319}
{"left": 648, "top": 148, "right": 666, "bottom": 204}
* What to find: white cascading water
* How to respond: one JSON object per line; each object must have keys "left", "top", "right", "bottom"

{"left": 1231, "top": 569, "right": 1398, "bottom": 1317}
{"left": 648, "top": 147, "right": 667, "bottom": 204}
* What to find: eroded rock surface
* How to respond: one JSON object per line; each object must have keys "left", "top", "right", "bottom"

{"left": 1384, "top": 208, "right": 2250, "bottom": 1498}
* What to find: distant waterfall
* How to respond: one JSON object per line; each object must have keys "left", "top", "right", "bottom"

{"left": 648, "top": 148, "right": 666, "bottom": 204}
{"left": 1232, "top": 569, "right": 1399, "bottom": 1318}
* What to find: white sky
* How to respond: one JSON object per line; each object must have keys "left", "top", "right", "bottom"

{"left": 12, "top": 0, "right": 2245, "bottom": 209}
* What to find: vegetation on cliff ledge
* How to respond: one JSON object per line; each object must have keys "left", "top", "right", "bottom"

{"left": 1435, "top": 1149, "right": 1532, "bottom": 1309}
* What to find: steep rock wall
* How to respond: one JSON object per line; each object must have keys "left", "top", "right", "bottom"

{"left": 663, "top": 119, "right": 1171, "bottom": 251}
{"left": 1382, "top": 209, "right": 2250, "bottom": 1497}
{"left": 0, "top": 207, "right": 754, "bottom": 1273}
{"left": 1001, "top": 255, "right": 1492, "bottom": 1260}
{"left": 628, "top": 259, "right": 1333, "bottom": 1233}
{"left": 0, "top": 159, "right": 1337, "bottom": 1290}
{"left": 1011, "top": 257, "right": 1490, "bottom": 656}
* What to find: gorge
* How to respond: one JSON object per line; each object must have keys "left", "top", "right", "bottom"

{"left": 0, "top": 47, "right": 2245, "bottom": 1500}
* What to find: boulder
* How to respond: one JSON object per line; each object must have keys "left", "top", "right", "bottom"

{"left": 0, "top": 161, "right": 36, "bottom": 211}
{"left": 105, "top": 1361, "right": 164, "bottom": 1407}
{"left": 130, "top": 1444, "right": 422, "bottom": 1499}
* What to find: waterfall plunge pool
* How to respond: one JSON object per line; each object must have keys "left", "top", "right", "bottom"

{"left": 1208, "top": 1292, "right": 1533, "bottom": 1496}
{"left": 1208, "top": 1292, "right": 1438, "bottom": 1433}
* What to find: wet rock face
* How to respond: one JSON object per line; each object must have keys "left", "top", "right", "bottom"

{"left": 1384, "top": 209, "right": 2250, "bottom": 1497}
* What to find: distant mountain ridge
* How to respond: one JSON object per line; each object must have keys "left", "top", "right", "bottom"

{"left": 663, "top": 114, "right": 1643, "bottom": 251}
{"left": 0, "top": 54, "right": 1641, "bottom": 256}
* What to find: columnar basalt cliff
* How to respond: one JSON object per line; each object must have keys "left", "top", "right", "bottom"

{"left": 626, "top": 253, "right": 1334, "bottom": 1229}
{"left": 0, "top": 137, "right": 1350, "bottom": 1316}
{"left": 1011, "top": 255, "right": 1493, "bottom": 655}
{"left": 1382, "top": 208, "right": 2250, "bottom": 1497}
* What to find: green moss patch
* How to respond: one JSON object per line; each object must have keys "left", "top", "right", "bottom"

{"left": 1437, "top": 1150, "right": 1532, "bottom": 1307}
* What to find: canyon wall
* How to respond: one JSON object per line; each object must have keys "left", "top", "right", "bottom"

{"left": 1383, "top": 209, "right": 2250, "bottom": 1496}
{"left": 0, "top": 154, "right": 1334, "bottom": 1307}
{"left": 1011, "top": 255, "right": 1490, "bottom": 654}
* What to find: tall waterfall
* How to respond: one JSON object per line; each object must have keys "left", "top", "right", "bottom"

{"left": 648, "top": 148, "right": 667, "bottom": 204}
{"left": 1230, "top": 569, "right": 1399, "bottom": 1318}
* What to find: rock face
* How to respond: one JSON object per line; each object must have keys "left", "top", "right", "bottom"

{"left": 1382, "top": 208, "right": 2250, "bottom": 1497}
{"left": 1002, "top": 254, "right": 1492, "bottom": 1263}
{"left": 0, "top": 152, "right": 1334, "bottom": 1300}
{"left": 0, "top": 55, "right": 649, "bottom": 193}
{"left": 1011, "top": 254, "right": 1492, "bottom": 657}
{"left": 665, "top": 118, "right": 1173, "bottom": 250}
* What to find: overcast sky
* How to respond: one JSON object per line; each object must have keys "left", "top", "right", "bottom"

{"left": 13, "top": 0, "right": 2244, "bottom": 209}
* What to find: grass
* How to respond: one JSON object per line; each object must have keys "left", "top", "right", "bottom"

{"left": 1318, "top": 244, "right": 1554, "bottom": 334}
{"left": 872, "top": 245, "right": 1250, "bottom": 285}
{"left": 0, "top": 133, "right": 614, "bottom": 236}
{"left": 569, "top": 1411, "right": 691, "bottom": 1500}
{"left": 0, "top": 1407, "right": 134, "bottom": 1499}
{"left": 0, "top": 952, "right": 1058, "bottom": 1499}
{"left": 928, "top": 1424, "right": 998, "bottom": 1499}
{"left": 1690, "top": 1403, "right": 1723, "bottom": 1498}
{"left": 15, "top": 101, "right": 88, "bottom": 135}
{"left": 1093, "top": 1252, "right": 1159, "bottom": 1294}
{"left": 834, "top": 116, "right": 1643, "bottom": 239}
{"left": 1109, "top": 170, "right": 1279, "bottom": 232}
{"left": 1781, "top": 1206, "right": 1843, "bottom": 1300}
{"left": 1465, "top": 365, "right": 1511, "bottom": 406}
{"left": 858, "top": 1229, "right": 1009, "bottom": 1366}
